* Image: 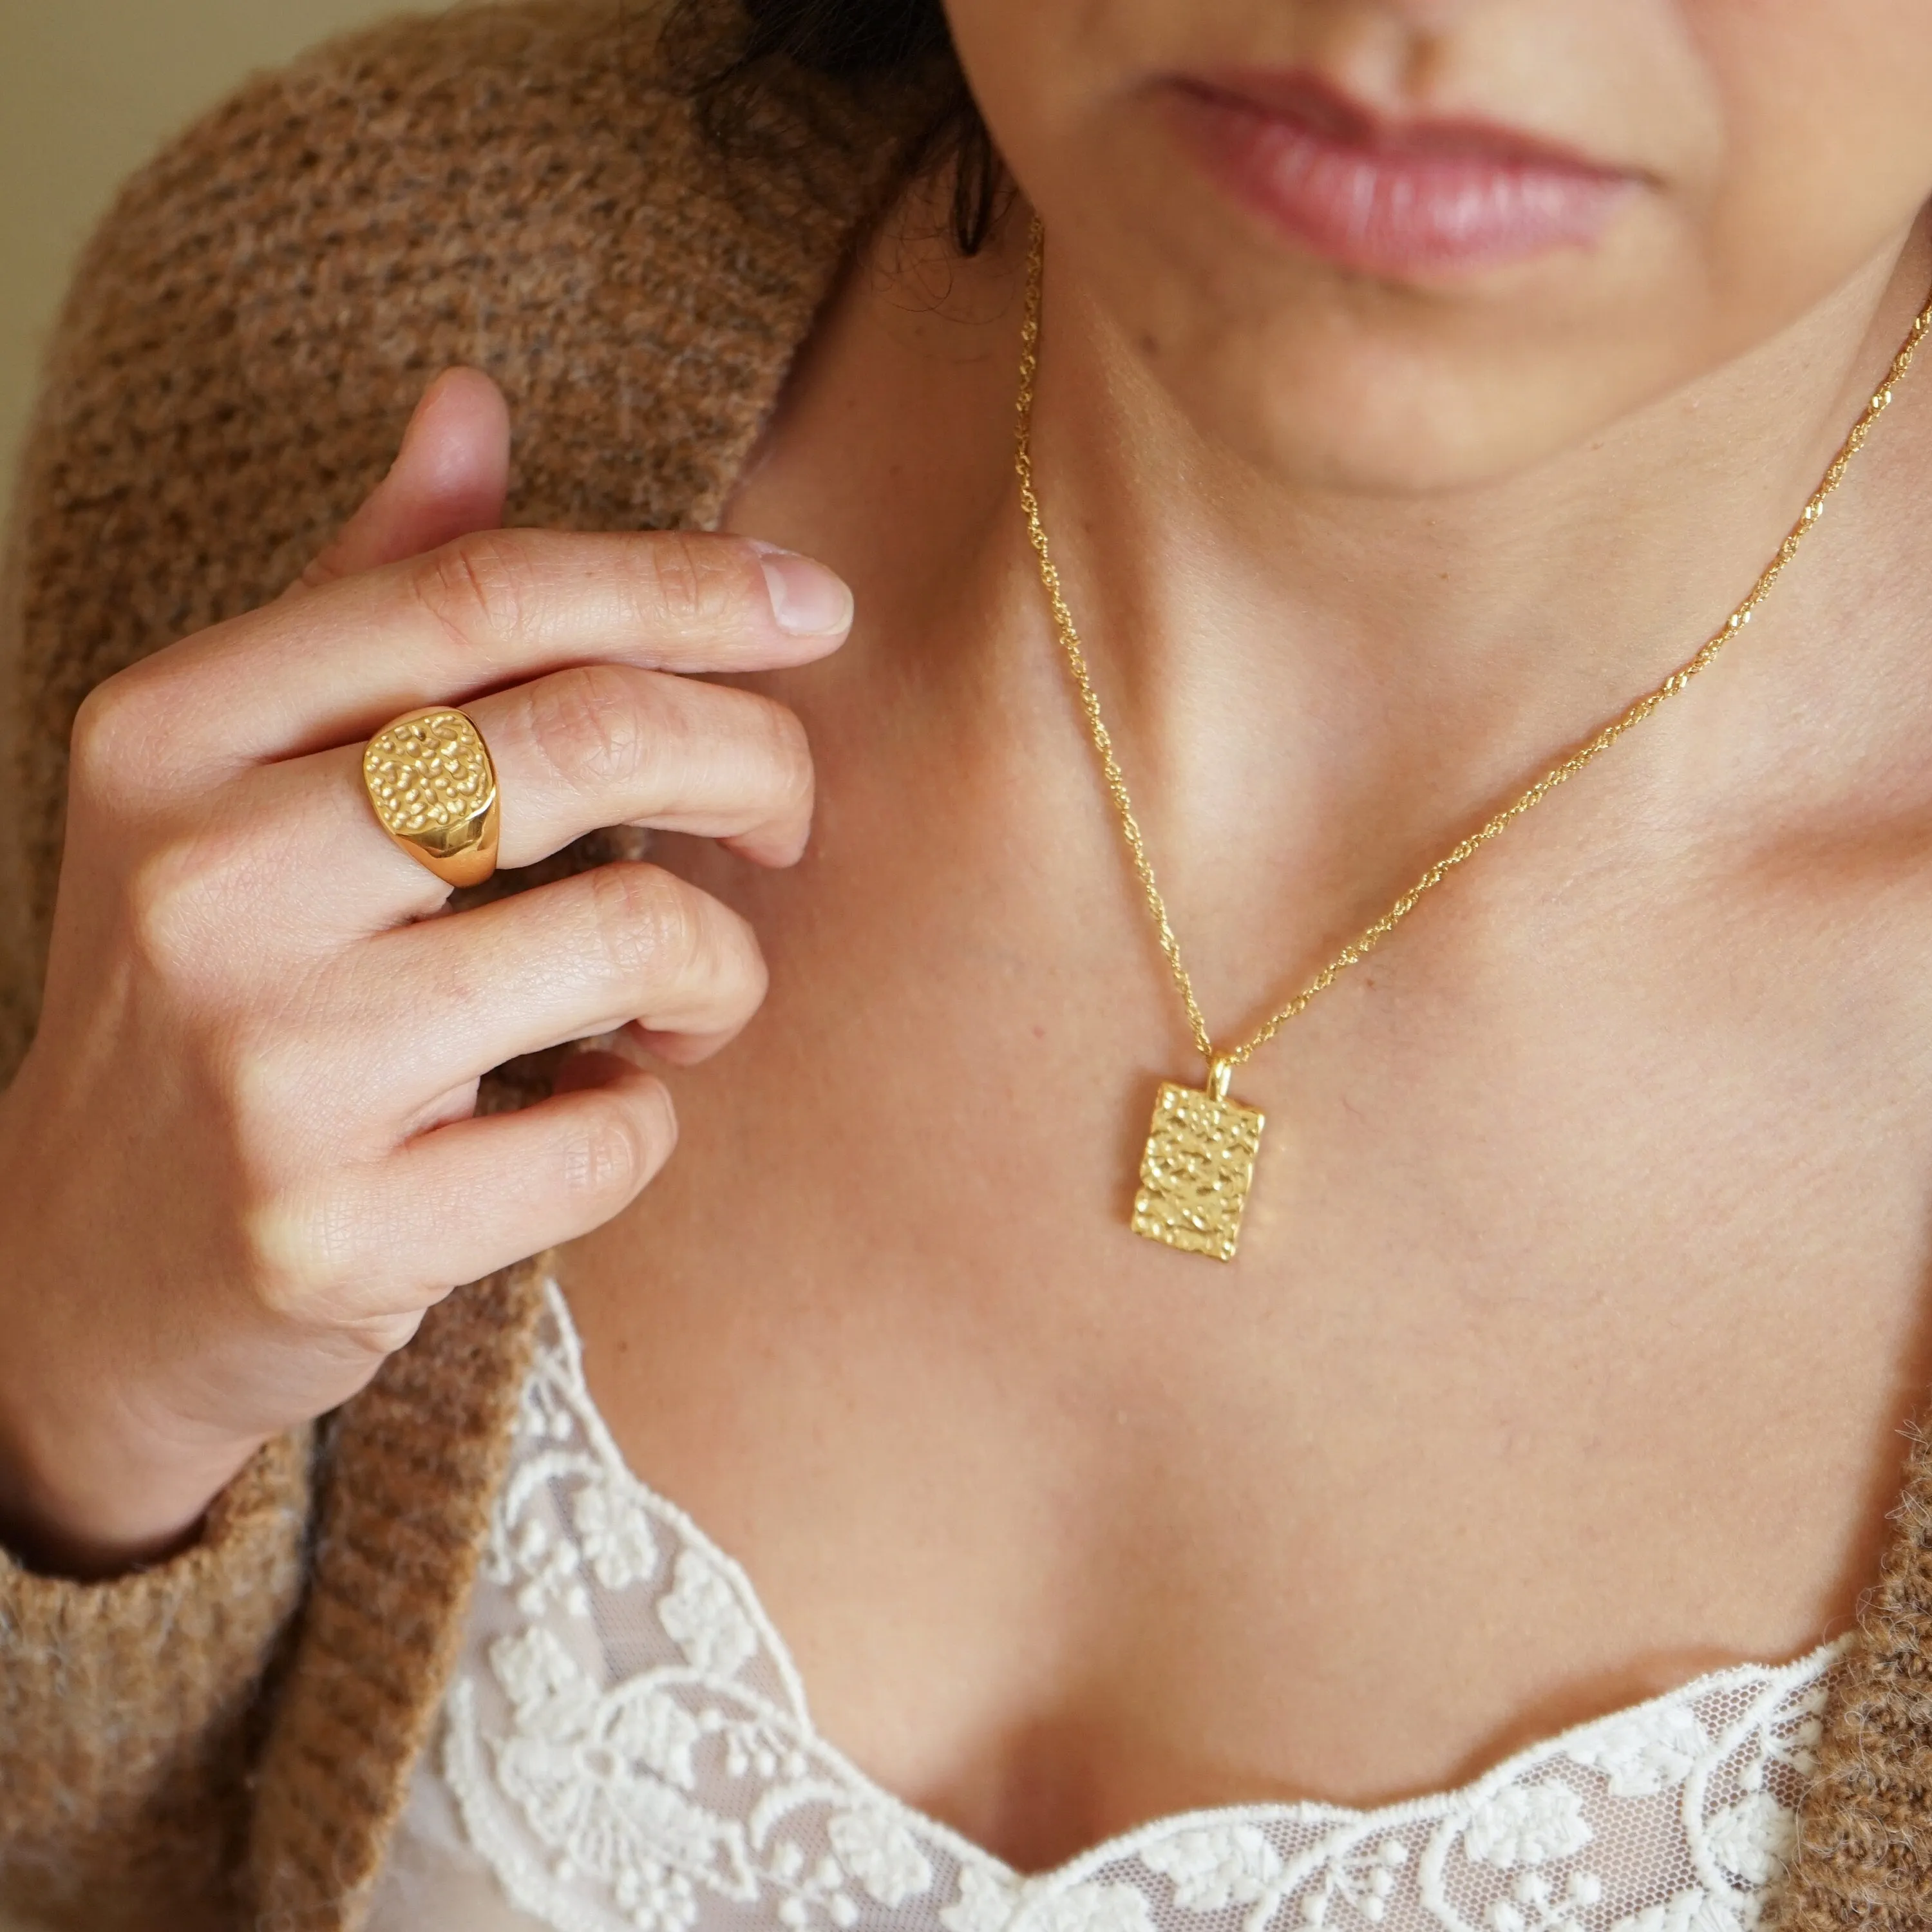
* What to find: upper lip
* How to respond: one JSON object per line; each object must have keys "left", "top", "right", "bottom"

{"left": 1177, "top": 68, "right": 1631, "bottom": 179}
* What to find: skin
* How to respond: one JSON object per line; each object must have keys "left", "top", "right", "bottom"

{"left": 10, "top": 0, "right": 1932, "bottom": 1881}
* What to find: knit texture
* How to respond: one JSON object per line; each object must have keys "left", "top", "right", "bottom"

{"left": 1775, "top": 1421, "right": 1932, "bottom": 1929}
{"left": 250, "top": 1264, "right": 545, "bottom": 1930}
{"left": 0, "top": 3, "right": 1928, "bottom": 1927}
{"left": 0, "top": 1432, "right": 311, "bottom": 1929}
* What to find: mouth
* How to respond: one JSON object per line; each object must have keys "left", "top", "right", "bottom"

{"left": 1163, "top": 70, "right": 1640, "bottom": 279}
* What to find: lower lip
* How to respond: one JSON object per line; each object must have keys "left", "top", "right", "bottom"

{"left": 1166, "top": 84, "right": 1633, "bottom": 279}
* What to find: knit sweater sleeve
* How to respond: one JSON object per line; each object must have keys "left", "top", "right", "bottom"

{"left": 0, "top": 1435, "right": 312, "bottom": 1928}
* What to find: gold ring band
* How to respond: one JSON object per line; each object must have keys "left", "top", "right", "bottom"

{"left": 362, "top": 706, "right": 501, "bottom": 888}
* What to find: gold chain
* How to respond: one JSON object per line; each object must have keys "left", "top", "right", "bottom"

{"left": 1016, "top": 217, "right": 1932, "bottom": 1084}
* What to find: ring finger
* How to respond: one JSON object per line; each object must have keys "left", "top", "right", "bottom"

{"left": 236, "top": 661, "right": 817, "bottom": 931}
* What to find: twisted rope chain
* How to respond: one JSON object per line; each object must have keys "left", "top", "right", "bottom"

{"left": 1015, "top": 218, "right": 1932, "bottom": 1081}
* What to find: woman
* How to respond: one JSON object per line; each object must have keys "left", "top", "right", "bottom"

{"left": 4, "top": 0, "right": 1932, "bottom": 1925}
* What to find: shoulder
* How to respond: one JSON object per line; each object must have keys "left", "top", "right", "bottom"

{"left": 1, "top": 1, "right": 931, "bottom": 1060}
{"left": 26, "top": 0, "right": 907, "bottom": 578}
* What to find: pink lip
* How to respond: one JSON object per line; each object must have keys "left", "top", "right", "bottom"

{"left": 1166, "top": 72, "right": 1636, "bottom": 278}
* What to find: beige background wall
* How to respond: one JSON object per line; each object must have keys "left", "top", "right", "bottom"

{"left": 0, "top": 0, "right": 407, "bottom": 535}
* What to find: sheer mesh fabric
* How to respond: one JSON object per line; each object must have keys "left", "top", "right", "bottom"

{"left": 366, "top": 1283, "right": 1841, "bottom": 1932}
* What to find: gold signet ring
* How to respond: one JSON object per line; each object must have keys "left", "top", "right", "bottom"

{"left": 362, "top": 707, "right": 501, "bottom": 888}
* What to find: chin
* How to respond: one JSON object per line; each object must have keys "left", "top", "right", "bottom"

{"left": 1046, "top": 135, "right": 1707, "bottom": 498}
{"left": 1149, "top": 322, "right": 1663, "bottom": 498}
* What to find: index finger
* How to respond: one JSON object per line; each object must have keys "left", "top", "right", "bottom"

{"left": 126, "top": 529, "right": 853, "bottom": 770}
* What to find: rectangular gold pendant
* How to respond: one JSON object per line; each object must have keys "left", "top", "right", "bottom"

{"left": 1130, "top": 1079, "right": 1266, "bottom": 1262}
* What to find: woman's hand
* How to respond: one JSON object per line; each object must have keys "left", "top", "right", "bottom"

{"left": 0, "top": 370, "right": 851, "bottom": 1574}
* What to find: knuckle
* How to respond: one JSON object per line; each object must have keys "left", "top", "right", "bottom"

{"left": 582, "top": 862, "right": 695, "bottom": 982}
{"left": 122, "top": 835, "right": 224, "bottom": 972}
{"left": 243, "top": 1196, "right": 336, "bottom": 1320}
{"left": 523, "top": 663, "right": 645, "bottom": 791}
{"left": 741, "top": 925, "right": 772, "bottom": 1007}
{"left": 753, "top": 697, "right": 815, "bottom": 817}
{"left": 412, "top": 529, "right": 538, "bottom": 646}
{"left": 636, "top": 532, "right": 744, "bottom": 634}
{"left": 693, "top": 893, "right": 761, "bottom": 1005}
{"left": 224, "top": 1031, "right": 317, "bottom": 1141}
{"left": 120, "top": 808, "right": 288, "bottom": 986}
{"left": 327, "top": 1308, "right": 426, "bottom": 1364}
{"left": 69, "top": 673, "right": 156, "bottom": 809}
{"left": 243, "top": 1171, "right": 400, "bottom": 1330}
{"left": 236, "top": 1157, "right": 343, "bottom": 1304}
{"left": 563, "top": 1095, "right": 654, "bottom": 1202}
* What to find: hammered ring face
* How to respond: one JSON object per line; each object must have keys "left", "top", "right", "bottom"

{"left": 362, "top": 707, "right": 501, "bottom": 887}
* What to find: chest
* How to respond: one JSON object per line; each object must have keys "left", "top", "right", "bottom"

{"left": 561, "top": 717, "right": 1932, "bottom": 1870}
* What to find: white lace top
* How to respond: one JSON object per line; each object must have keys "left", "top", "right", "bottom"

{"left": 365, "top": 1285, "right": 1842, "bottom": 1932}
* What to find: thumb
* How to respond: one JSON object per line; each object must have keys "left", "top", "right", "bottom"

{"left": 292, "top": 366, "right": 511, "bottom": 594}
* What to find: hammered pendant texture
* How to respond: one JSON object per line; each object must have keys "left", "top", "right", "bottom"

{"left": 363, "top": 708, "right": 499, "bottom": 884}
{"left": 1131, "top": 1081, "right": 1265, "bottom": 1262}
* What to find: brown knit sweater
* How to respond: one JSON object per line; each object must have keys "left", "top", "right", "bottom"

{"left": 1, "top": 5, "right": 1930, "bottom": 1928}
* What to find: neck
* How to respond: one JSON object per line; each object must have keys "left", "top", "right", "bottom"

{"left": 993, "top": 216, "right": 1932, "bottom": 953}
{"left": 732, "top": 197, "right": 1932, "bottom": 1015}
{"left": 1045, "top": 235, "right": 1916, "bottom": 757}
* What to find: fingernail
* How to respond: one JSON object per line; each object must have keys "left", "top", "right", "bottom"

{"left": 757, "top": 548, "right": 853, "bottom": 637}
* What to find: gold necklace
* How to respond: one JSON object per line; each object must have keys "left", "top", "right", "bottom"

{"left": 1015, "top": 216, "right": 1932, "bottom": 1262}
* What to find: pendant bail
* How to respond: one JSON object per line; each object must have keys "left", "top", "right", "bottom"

{"left": 1208, "top": 1055, "right": 1234, "bottom": 1101}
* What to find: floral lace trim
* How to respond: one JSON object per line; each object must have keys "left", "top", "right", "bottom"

{"left": 436, "top": 1282, "right": 1845, "bottom": 1932}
